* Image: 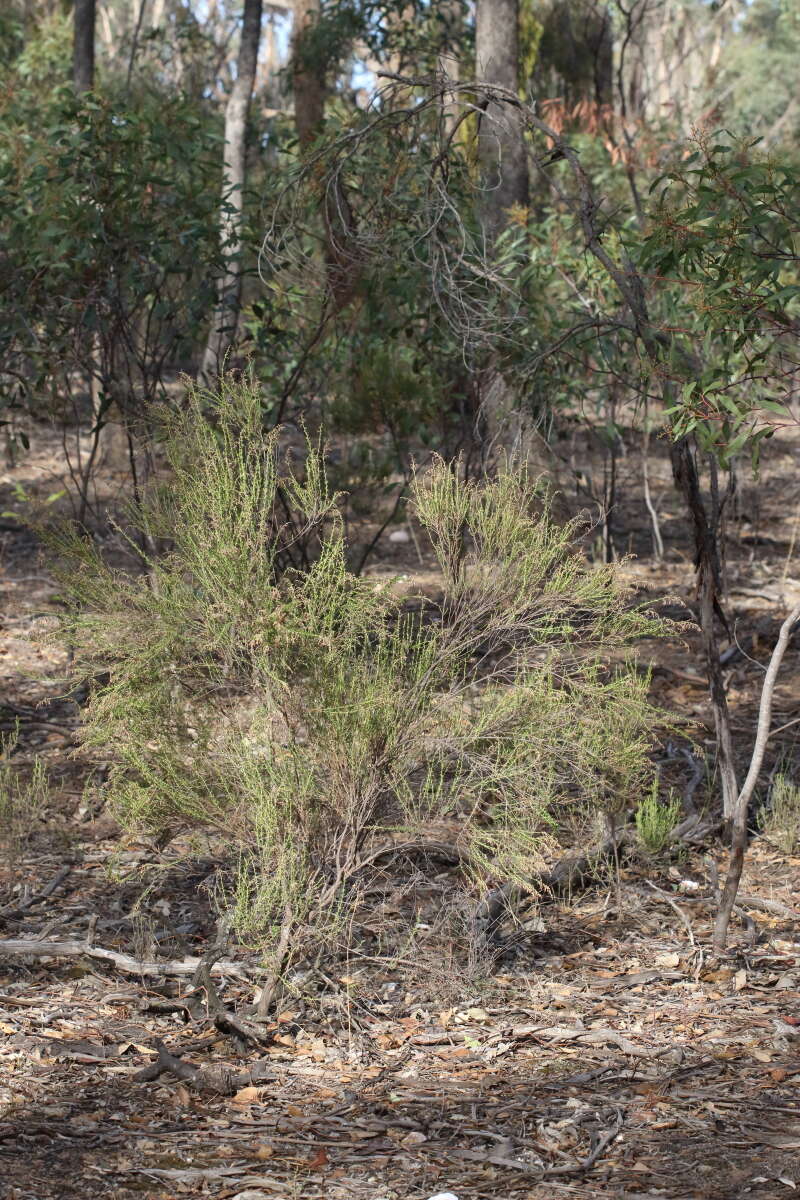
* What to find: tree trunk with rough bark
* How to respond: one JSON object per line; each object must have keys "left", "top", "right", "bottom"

{"left": 199, "top": 0, "right": 263, "bottom": 387}
{"left": 290, "top": 0, "right": 362, "bottom": 311}
{"left": 73, "top": 0, "right": 96, "bottom": 93}
{"left": 292, "top": 0, "right": 324, "bottom": 149}
{"left": 475, "top": 0, "right": 529, "bottom": 242}
{"left": 473, "top": 0, "right": 529, "bottom": 457}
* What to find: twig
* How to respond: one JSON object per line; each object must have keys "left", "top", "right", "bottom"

{"left": 255, "top": 902, "right": 294, "bottom": 1019}
{"left": 642, "top": 411, "right": 664, "bottom": 560}
{"left": 192, "top": 962, "right": 272, "bottom": 1047}
{"left": 544, "top": 1110, "right": 625, "bottom": 1178}
{"left": 668, "top": 813, "right": 722, "bottom": 846}
{"left": 767, "top": 714, "right": 800, "bottom": 741}
{"left": 510, "top": 1024, "right": 649, "bottom": 1059}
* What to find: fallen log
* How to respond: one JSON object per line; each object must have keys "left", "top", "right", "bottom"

{"left": 0, "top": 938, "right": 250, "bottom": 980}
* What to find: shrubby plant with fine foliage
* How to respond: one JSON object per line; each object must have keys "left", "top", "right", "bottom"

{"left": 50, "top": 378, "right": 665, "bottom": 970}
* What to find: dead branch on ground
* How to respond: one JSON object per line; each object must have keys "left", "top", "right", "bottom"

{"left": 0, "top": 938, "right": 250, "bottom": 980}
{"left": 134, "top": 1038, "right": 275, "bottom": 1094}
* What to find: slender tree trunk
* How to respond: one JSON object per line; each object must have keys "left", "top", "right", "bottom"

{"left": 199, "top": 0, "right": 264, "bottom": 387}
{"left": 73, "top": 0, "right": 96, "bottom": 93}
{"left": 713, "top": 601, "right": 800, "bottom": 950}
{"left": 437, "top": 0, "right": 463, "bottom": 132}
{"left": 475, "top": 0, "right": 529, "bottom": 242}
{"left": 292, "top": 0, "right": 324, "bottom": 149}
{"left": 473, "top": 0, "right": 529, "bottom": 458}
{"left": 670, "top": 435, "right": 739, "bottom": 821}
{"left": 126, "top": 0, "right": 149, "bottom": 94}
{"left": 290, "top": 0, "right": 361, "bottom": 311}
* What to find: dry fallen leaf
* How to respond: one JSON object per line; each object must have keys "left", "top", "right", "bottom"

{"left": 231, "top": 1086, "right": 262, "bottom": 1106}
{"left": 401, "top": 1130, "right": 428, "bottom": 1146}
{"left": 654, "top": 952, "right": 680, "bottom": 968}
{"left": 465, "top": 1007, "right": 489, "bottom": 1021}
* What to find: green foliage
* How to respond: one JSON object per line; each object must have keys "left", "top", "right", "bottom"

{"left": 639, "top": 134, "right": 799, "bottom": 459}
{"left": 635, "top": 779, "right": 681, "bottom": 854}
{"left": 2, "top": 8, "right": 71, "bottom": 95}
{"left": 249, "top": 92, "right": 481, "bottom": 492}
{"left": 518, "top": 0, "right": 545, "bottom": 89}
{"left": 0, "top": 729, "right": 48, "bottom": 860}
{"left": 0, "top": 79, "right": 225, "bottom": 425}
{"left": 49, "top": 377, "right": 664, "bottom": 958}
{"left": 759, "top": 773, "right": 800, "bottom": 854}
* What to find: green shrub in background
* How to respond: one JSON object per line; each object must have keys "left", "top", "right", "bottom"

{"left": 49, "top": 377, "right": 665, "bottom": 988}
{"left": 0, "top": 729, "right": 48, "bottom": 862}
{"left": 0, "top": 79, "right": 225, "bottom": 432}
{"left": 635, "top": 779, "right": 682, "bottom": 853}
{"left": 759, "top": 774, "right": 800, "bottom": 854}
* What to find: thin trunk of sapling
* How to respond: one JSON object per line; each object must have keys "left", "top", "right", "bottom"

{"left": 670, "top": 435, "right": 739, "bottom": 822}
{"left": 713, "top": 600, "right": 800, "bottom": 950}
{"left": 603, "top": 398, "right": 620, "bottom": 564}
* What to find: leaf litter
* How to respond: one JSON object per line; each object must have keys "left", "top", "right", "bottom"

{"left": 1, "top": 817, "right": 799, "bottom": 1199}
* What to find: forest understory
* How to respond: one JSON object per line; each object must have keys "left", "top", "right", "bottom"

{"left": 1, "top": 418, "right": 798, "bottom": 1200}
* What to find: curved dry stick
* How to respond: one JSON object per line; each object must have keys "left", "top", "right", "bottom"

{"left": 713, "top": 600, "right": 800, "bottom": 950}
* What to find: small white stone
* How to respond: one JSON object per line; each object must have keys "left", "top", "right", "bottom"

{"left": 388, "top": 528, "right": 410, "bottom": 543}
{"left": 677, "top": 879, "right": 700, "bottom": 894}
{"left": 426, "top": 1194, "right": 460, "bottom": 1200}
